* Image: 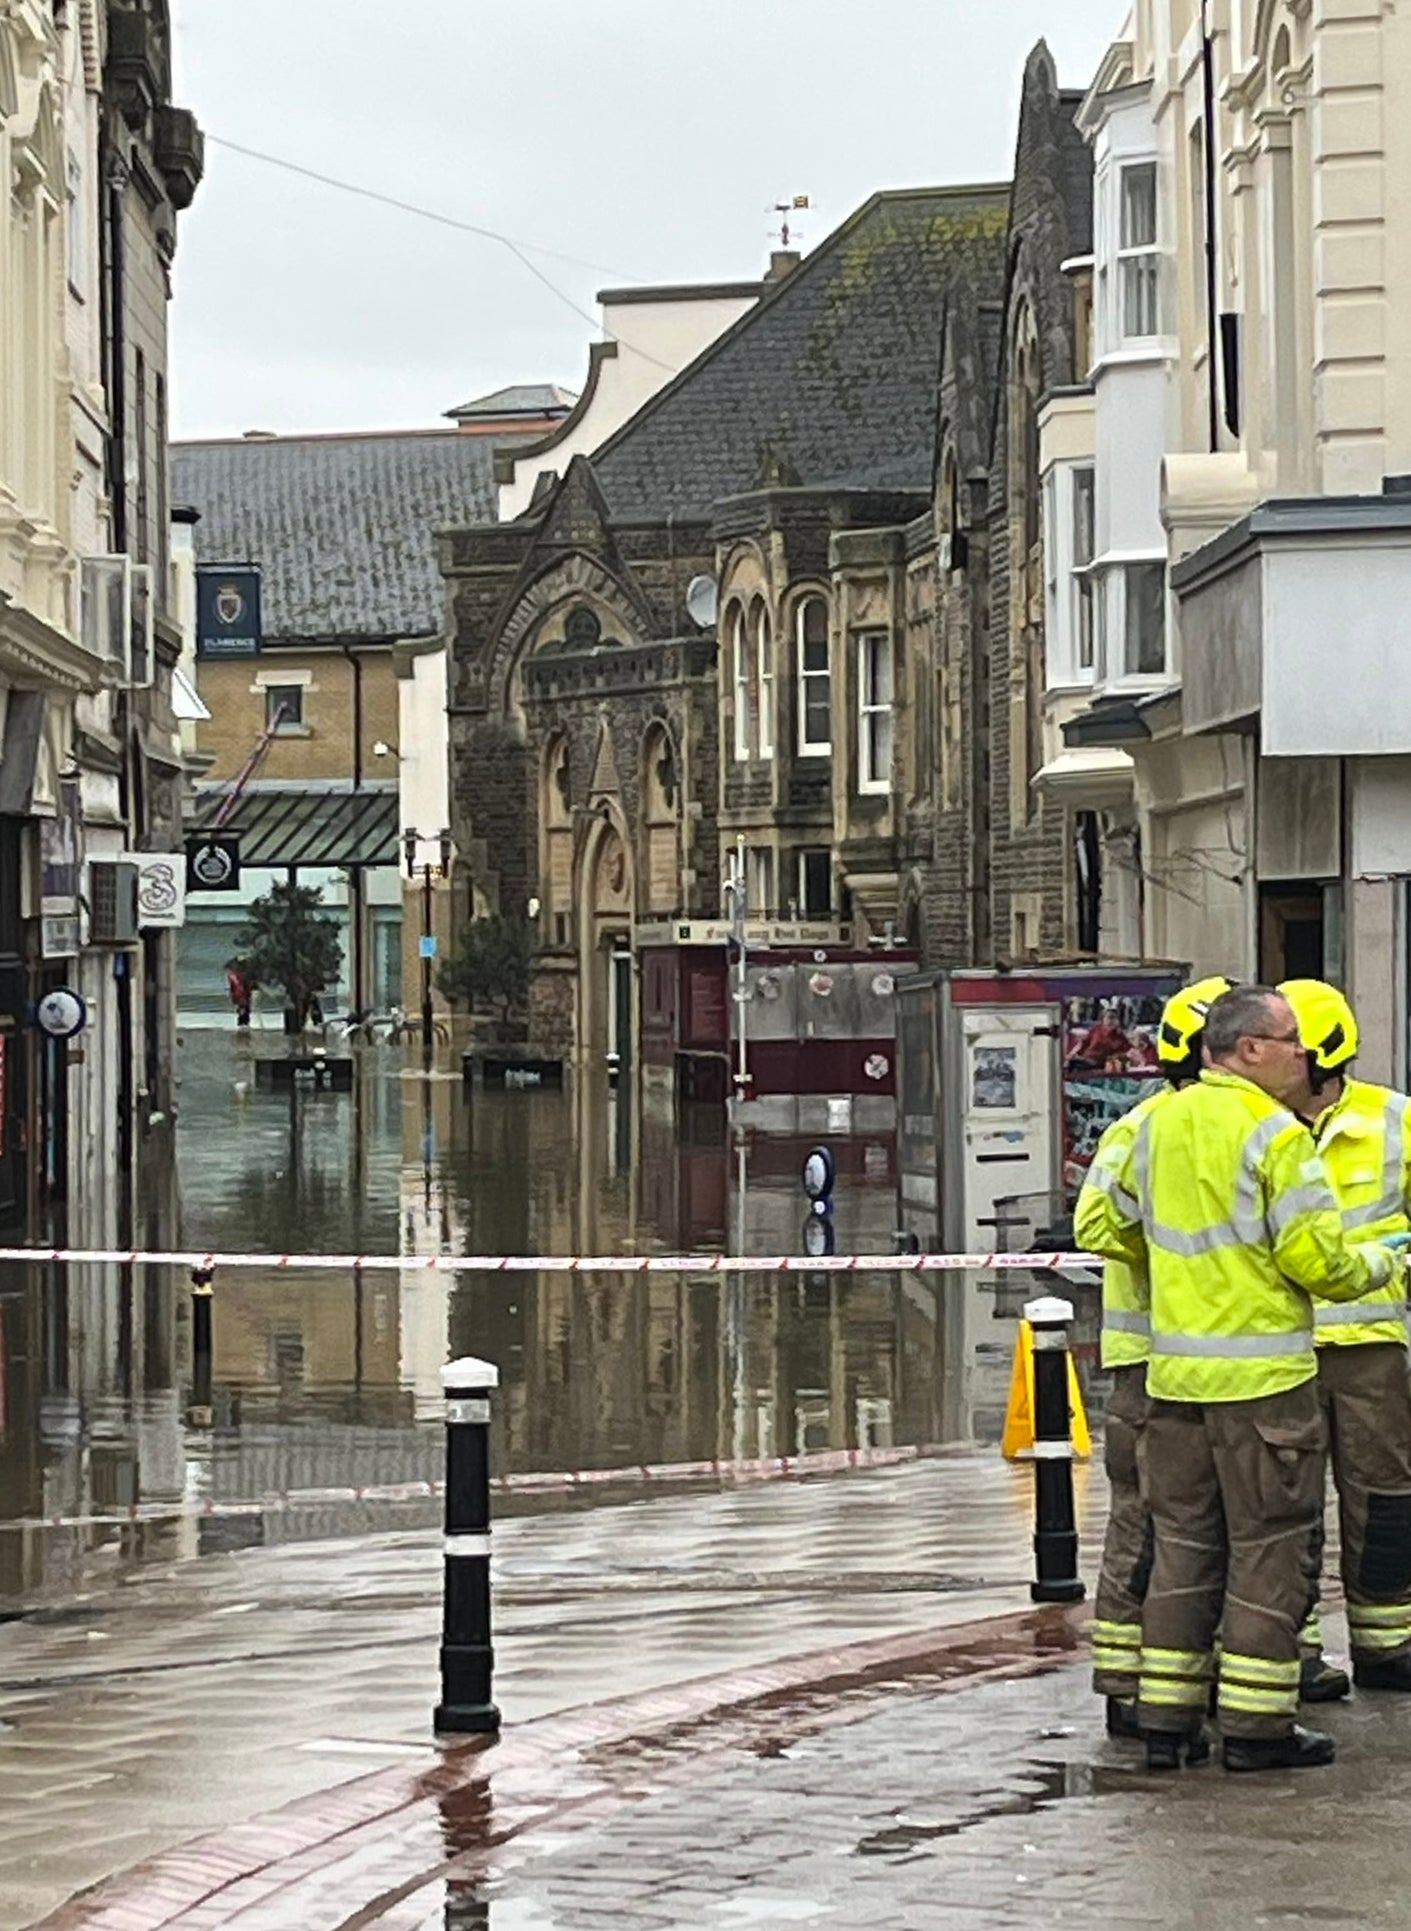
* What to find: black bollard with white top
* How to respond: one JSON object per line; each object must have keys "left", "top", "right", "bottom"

{"left": 189, "top": 1265, "right": 214, "bottom": 1428}
{"left": 433, "top": 1355, "right": 502, "bottom": 1735}
{"left": 1025, "top": 1294, "right": 1086, "bottom": 1606}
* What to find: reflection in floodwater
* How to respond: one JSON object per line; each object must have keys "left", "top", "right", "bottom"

{"left": 0, "top": 1033, "right": 1103, "bottom": 1601}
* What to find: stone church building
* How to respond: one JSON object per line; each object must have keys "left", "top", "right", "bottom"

{"left": 443, "top": 45, "right": 1099, "bottom": 1063}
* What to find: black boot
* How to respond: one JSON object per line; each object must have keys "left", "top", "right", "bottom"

{"left": 1353, "top": 1653, "right": 1411, "bottom": 1692}
{"left": 1145, "top": 1727, "right": 1212, "bottom": 1771}
{"left": 1223, "top": 1724, "right": 1335, "bottom": 1773}
{"left": 1300, "top": 1656, "right": 1352, "bottom": 1702}
{"left": 1106, "top": 1697, "right": 1142, "bottom": 1740}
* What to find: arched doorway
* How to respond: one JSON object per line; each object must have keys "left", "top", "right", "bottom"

{"left": 576, "top": 809, "right": 634, "bottom": 1074}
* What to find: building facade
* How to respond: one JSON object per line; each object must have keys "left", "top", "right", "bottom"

{"left": 1059, "top": 0, "right": 1411, "bottom": 1081}
{"left": 0, "top": 0, "right": 200, "bottom": 1248}
{"left": 445, "top": 185, "right": 1017, "bottom": 1066}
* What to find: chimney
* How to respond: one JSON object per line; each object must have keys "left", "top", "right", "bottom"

{"left": 767, "top": 250, "right": 800, "bottom": 285}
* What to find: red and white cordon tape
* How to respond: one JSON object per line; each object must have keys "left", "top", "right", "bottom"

{"left": 0, "top": 1246, "right": 1100, "bottom": 1275}
{"left": 2, "top": 1443, "right": 948, "bottom": 1534}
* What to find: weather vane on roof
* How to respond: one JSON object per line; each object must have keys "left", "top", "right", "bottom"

{"left": 769, "top": 195, "right": 811, "bottom": 250}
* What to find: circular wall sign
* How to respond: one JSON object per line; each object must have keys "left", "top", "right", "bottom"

{"left": 802, "top": 1145, "right": 837, "bottom": 1203}
{"left": 36, "top": 987, "right": 88, "bottom": 1040}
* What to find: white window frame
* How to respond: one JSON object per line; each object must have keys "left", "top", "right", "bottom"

{"left": 1118, "top": 160, "right": 1160, "bottom": 343}
{"left": 1041, "top": 463, "right": 1099, "bottom": 691}
{"left": 731, "top": 605, "right": 750, "bottom": 761}
{"left": 857, "top": 632, "right": 893, "bottom": 795}
{"left": 66, "top": 150, "right": 85, "bottom": 298}
{"left": 1072, "top": 465, "right": 1098, "bottom": 675}
{"left": 1121, "top": 557, "right": 1168, "bottom": 679}
{"left": 755, "top": 601, "right": 774, "bottom": 760}
{"left": 795, "top": 595, "right": 831, "bottom": 756}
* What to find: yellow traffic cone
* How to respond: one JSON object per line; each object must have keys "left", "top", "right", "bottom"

{"left": 1002, "top": 1320, "right": 1091, "bottom": 1461}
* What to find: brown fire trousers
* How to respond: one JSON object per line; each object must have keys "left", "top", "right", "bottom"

{"left": 1139, "top": 1381, "right": 1325, "bottom": 1741}
{"left": 1306, "top": 1343, "right": 1411, "bottom": 1665}
{"left": 1091, "top": 1364, "right": 1153, "bottom": 1703}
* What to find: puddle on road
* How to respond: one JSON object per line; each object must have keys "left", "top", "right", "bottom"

{"left": 854, "top": 1757, "right": 1135, "bottom": 1860}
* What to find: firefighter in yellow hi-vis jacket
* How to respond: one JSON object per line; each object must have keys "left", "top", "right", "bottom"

{"left": 1076, "top": 976, "right": 1232, "bottom": 1741}
{"left": 1081, "top": 985, "right": 1403, "bottom": 1773}
{"left": 1281, "top": 979, "right": 1411, "bottom": 1695}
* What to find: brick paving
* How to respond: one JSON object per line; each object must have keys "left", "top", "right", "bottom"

{"left": 1, "top": 1456, "right": 1101, "bottom": 1930}
{"left": 19, "top": 1452, "right": 1408, "bottom": 1930}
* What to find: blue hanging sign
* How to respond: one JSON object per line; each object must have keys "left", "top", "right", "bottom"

{"left": 196, "top": 567, "right": 263, "bottom": 659}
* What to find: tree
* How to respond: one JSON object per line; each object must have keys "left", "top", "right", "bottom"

{"left": 237, "top": 881, "right": 343, "bottom": 1028}
{"left": 440, "top": 914, "right": 531, "bottom": 1021}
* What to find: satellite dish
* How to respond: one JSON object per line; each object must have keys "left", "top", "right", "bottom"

{"left": 686, "top": 574, "right": 719, "bottom": 630}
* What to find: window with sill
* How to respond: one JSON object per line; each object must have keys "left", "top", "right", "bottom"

{"left": 796, "top": 595, "right": 831, "bottom": 755}
{"left": 266, "top": 684, "right": 305, "bottom": 732}
{"left": 1119, "top": 162, "right": 1160, "bottom": 341}
{"left": 796, "top": 848, "right": 832, "bottom": 920}
{"left": 858, "top": 633, "right": 893, "bottom": 794}
{"left": 746, "top": 845, "right": 775, "bottom": 918}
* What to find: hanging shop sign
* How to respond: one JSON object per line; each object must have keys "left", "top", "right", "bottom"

{"left": 123, "top": 853, "right": 187, "bottom": 929}
{"left": 195, "top": 567, "right": 263, "bottom": 660}
{"left": 35, "top": 987, "right": 89, "bottom": 1041}
{"left": 185, "top": 834, "right": 241, "bottom": 894}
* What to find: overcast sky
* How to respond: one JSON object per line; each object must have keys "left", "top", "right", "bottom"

{"left": 169, "top": 1, "right": 1127, "bottom": 441}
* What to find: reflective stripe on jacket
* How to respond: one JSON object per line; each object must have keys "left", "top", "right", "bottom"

{"left": 1075, "top": 1086, "right": 1171, "bottom": 1369}
{"left": 1087, "top": 1070, "right": 1394, "bottom": 1403}
{"left": 1313, "top": 1078, "right": 1411, "bottom": 1350}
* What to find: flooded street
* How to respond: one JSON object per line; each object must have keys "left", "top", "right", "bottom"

{"left": 0, "top": 1033, "right": 1101, "bottom": 1605}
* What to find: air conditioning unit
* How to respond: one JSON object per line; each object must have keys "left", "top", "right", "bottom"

{"left": 86, "top": 859, "right": 140, "bottom": 945}
{"left": 939, "top": 530, "right": 969, "bottom": 574}
{"left": 79, "top": 556, "right": 155, "bottom": 689}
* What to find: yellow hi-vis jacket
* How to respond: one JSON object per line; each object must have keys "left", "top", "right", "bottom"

{"left": 1075, "top": 1085, "right": 1173, "bottom": 1370}
{"left": 1081, "top": 1069, "right": 1396, "bottom": 1403}
{"left": 1312, "top": 1076, "right": 1411, "bottom": 1349}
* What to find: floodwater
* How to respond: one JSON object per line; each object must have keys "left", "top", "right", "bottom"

{"left": 0, "top": 1031, "right": 1102, "bottom": 1603}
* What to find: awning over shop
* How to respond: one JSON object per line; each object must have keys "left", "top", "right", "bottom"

{"left": 187, "top": 783, "right": 399, "bottom": 868}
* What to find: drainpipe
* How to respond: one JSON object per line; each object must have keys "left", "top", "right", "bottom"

{"left": 344, "top": 645, "right": 366, "bottom": 1012}
{"left": 1201, "top": 0, "right": 1221, "bottom": 454}
{"left": 104, "top": 130, "right": 135, "bottom": 1248}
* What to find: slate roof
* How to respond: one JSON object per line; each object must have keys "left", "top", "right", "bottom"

{"left": 590, "top": 184, "right": 1011, "bottom": 523}
{"left": 444, "top": 382, "right": 579, "bottom": 422}
{"left": 171, "top": 429, "right": 539, "bottom": 643}
{"left": 188, "top": 783, "right": 398, "bottom": 867}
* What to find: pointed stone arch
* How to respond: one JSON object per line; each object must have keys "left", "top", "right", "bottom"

{"left": 640, "top": 719, "right": 682, "bottom": 918}
{"left": 488, "top": 550, "right": 651, "bottom": 723}
{"left": 574, "top": 800, "right": 635, "bottom": 1068}
{"left": 539, "top": 731, "right": 574, "bottom": 948}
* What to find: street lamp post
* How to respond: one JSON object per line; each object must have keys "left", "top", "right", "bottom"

{"left": 404, "top": 827, "right": 453, "bottom": 1074}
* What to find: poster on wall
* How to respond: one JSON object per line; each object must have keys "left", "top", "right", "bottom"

{"left": 1062, "top": 993, "right": 1165, "bottom": 1191}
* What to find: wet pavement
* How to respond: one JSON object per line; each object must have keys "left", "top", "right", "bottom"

{"left": 0, "top": 1454, "right": 1103, "bottom": 1929}
{"left": 0, "top": 1033, "right": 1106, "bottom": 1607}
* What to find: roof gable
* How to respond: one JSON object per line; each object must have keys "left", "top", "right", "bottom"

{"left": 590, "top": 183, "right": 1011, "bottom": 522}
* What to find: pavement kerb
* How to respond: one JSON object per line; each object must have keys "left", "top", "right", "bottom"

{"left": 32, "top": 1600, "right": 1089, "bottom": 1931}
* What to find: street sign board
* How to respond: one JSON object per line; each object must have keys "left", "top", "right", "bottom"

{"left": 124, "top": 853, "right": 187, "bottom": 928}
